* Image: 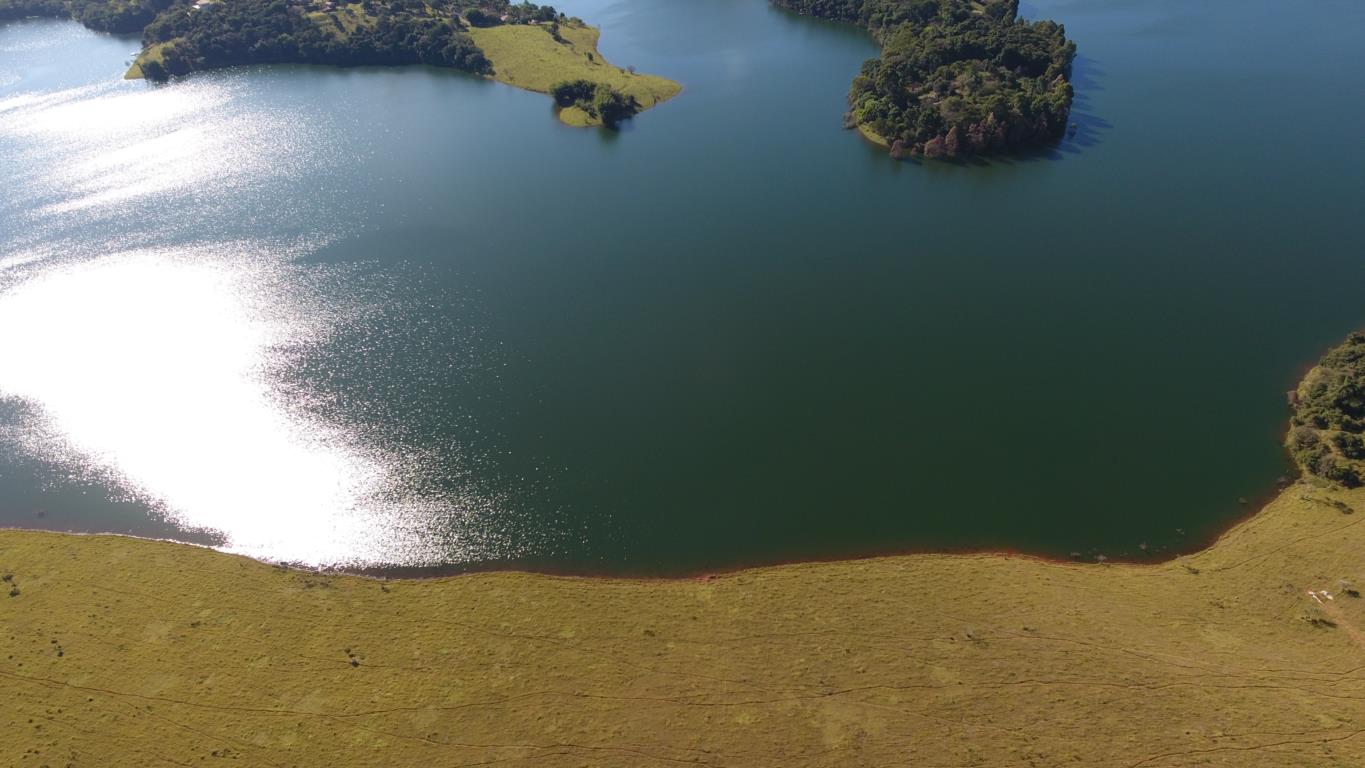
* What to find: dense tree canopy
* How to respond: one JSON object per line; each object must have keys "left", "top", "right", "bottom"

{"left": 2, "top": 0, "right": 563, "bottom": 81}
{"left": 138, "top": 0, "right": 492, "bottom": 80}
{"left": 551, "top": 78, "right": 639, "bottom": 127}
{"left": 1288, "top": 333, "right": 1365, "bottom": 488}
{"left": 1, "top": 0, "right": 175, "bottom": 33}
{"left": 773, "top": 0, "right": 1076, "bottom": 158}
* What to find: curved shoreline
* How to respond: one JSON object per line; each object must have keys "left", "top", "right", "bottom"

{"left": 9, "top": 341, "right": 1365, "bottom": 766}
{"left": 0, "top": 423, "right": 1298, "bottom": 581}
{"left": 0, "top": 472, "right": 1289, "bottom": 581}
{"left": 1, "top": 2, "right": 681, "bottom": 127}
{"left": 122, "top": 17, "right": 683, "bottom": 128}
{"left": 0, "top": 483, "right": 1300, "bottom": 582}
{"left": 5, "top": 476, "right": 1365, "bottom": 766}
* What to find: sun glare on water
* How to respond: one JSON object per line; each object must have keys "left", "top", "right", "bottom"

{"left": 0, "top": 245, "right": 499, "bottom": 566}
{"left": 0, "top": 61, "right": 508, "bottom": 568}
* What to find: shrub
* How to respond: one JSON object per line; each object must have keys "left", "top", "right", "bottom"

{"left": 140, "top": 59, "right": 169, "bottom": 82}
{"left": 1288, "top": 333, "right": 1365, "bottom": 486}
{"left": 592, "top": 86, "right": 638, "bottom": 127}
{"left": 463, "top": 8, "right": 498, "bottom": 27}
{"left": 551, "top": 78, "right": 597, "bottom": 107}
{"left": 549, "top": 80, "right": 640, "bottom": 126}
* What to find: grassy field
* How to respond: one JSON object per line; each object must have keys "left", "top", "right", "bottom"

{"left": 470, "top": 22, "right": 681, "bottom": 126}
{"left": 6, "top": 472, "right": 1365, "bottom": 765}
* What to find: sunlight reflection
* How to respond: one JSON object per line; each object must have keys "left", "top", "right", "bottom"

{"left": 0, "top": 39, "right": 513, "bottom": 568}
{"left": 0, "top": 82, "right": 291, "bottom": 218}
{"left": 44, "top": 122, "right": 272, "bottom": 215}
{"left": 1, "top": 84, "right": 224, "bottom": 138}
{"left": 0, "top": 248, "right": 481, "bottom": 565}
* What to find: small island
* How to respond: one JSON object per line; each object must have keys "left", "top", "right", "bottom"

{"left": 772, "top": 0, "right": 1076, "bottom": 158}
{"left": 0, "top": 0, "right": 681, "bottom": 127}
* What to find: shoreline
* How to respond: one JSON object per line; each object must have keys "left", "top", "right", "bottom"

{"left": 856, "top": 122, "right": 889, "bottom": 149}
{"left": 82, "top": 4, "right": 684, "bottom": 128}
{"left": 6, "top": 477, "right": 1365, "bottom": 766}
{"left": 7, "top": 335, "right": 1365, "bottom": 765}
{"left": 0, "top": 457, "right": 1304, "bottom": 583}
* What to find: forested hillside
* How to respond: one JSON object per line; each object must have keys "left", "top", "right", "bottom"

{"left": 0, "top": 0, "right": 558, "bottom": 81}
{"left": 0, "top": 0, "right": 174, "bottom": 33}
{"left": 136, "top": 0, "right": 495, "bottom": 81}
{"left": 773, "top": 0, "right": 1076, "bottom": 158}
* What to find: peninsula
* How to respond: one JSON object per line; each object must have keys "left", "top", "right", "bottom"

{"left": 0, "top": 0, "right": 680, "bottom": 127}
{"left": 773, "top": 0, "right": 1076, "bottom": 158}
{"left": 1, "top": 0, "right": 1075, "bottom": 145}
{"left": 6, "top": 334, "right": 1365, "bottom": 765}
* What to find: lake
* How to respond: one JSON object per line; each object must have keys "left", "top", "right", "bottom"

{"left": 1, "top": 0, "right": 1363, "bottom": 573}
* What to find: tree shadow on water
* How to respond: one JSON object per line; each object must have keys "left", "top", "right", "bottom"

{"left": 1061, "top": 109, "right": 1112, "bottom": 153}
{"left": 1054, "top": 54, "right": 1111, "bottom": 155}
{"left": 1070, "top": 54, "right": 1105, "bottom": 94}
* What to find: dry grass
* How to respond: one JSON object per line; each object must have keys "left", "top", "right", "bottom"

{"left": 470, "top": 21, "right": 680, "bottom": 126}
{"left": 5, "top": 478, "right": 1365, "bottom": 766}
{"left": 857, "top": 123, "right": 890, "bottom": 148}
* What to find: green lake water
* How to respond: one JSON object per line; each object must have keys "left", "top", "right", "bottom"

{"left": 1, "top": 0, "right": 1363, "bottom": 572}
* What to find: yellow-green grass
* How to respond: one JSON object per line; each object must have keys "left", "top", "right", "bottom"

{"left": 6, "top": 476, "right": 1365, "bottom": 766}
{"left": 469, "top": 22, "right": 681, "bottom": 126}
{"left": 857, "top": 123, "right": 890, "bottom": 148}
{"left": 555, "top": 104, "right": 594, "bottom": 127}
{"left": 124, "top": 40, "right": 176, "bottom": 80}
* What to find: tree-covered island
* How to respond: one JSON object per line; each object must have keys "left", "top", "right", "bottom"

{"left": 0, "top": 0, "right": 680, "bottom": 127}
{"left": 772, "top": 0, "right": 1076, "bottom": 158}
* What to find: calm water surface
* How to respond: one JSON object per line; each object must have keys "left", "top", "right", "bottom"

{"left": 1, "top": 0, "right": 1363, "bottom": 572}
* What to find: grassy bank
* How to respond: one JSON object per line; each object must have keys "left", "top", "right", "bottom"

{"left": 857, "top": 123, "right": 889, "bottom": 148}
{"left": 470, "top": 21, "right": 680, "bottom": 126}
{"left": 123, "top": 40, "right": 172, "bottom": 80}
{"left": 8, "top": 336, "right": 1365, "bottom": 765}
{"left": 5, "top": 478, "right": 1365, "bottom": 765}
